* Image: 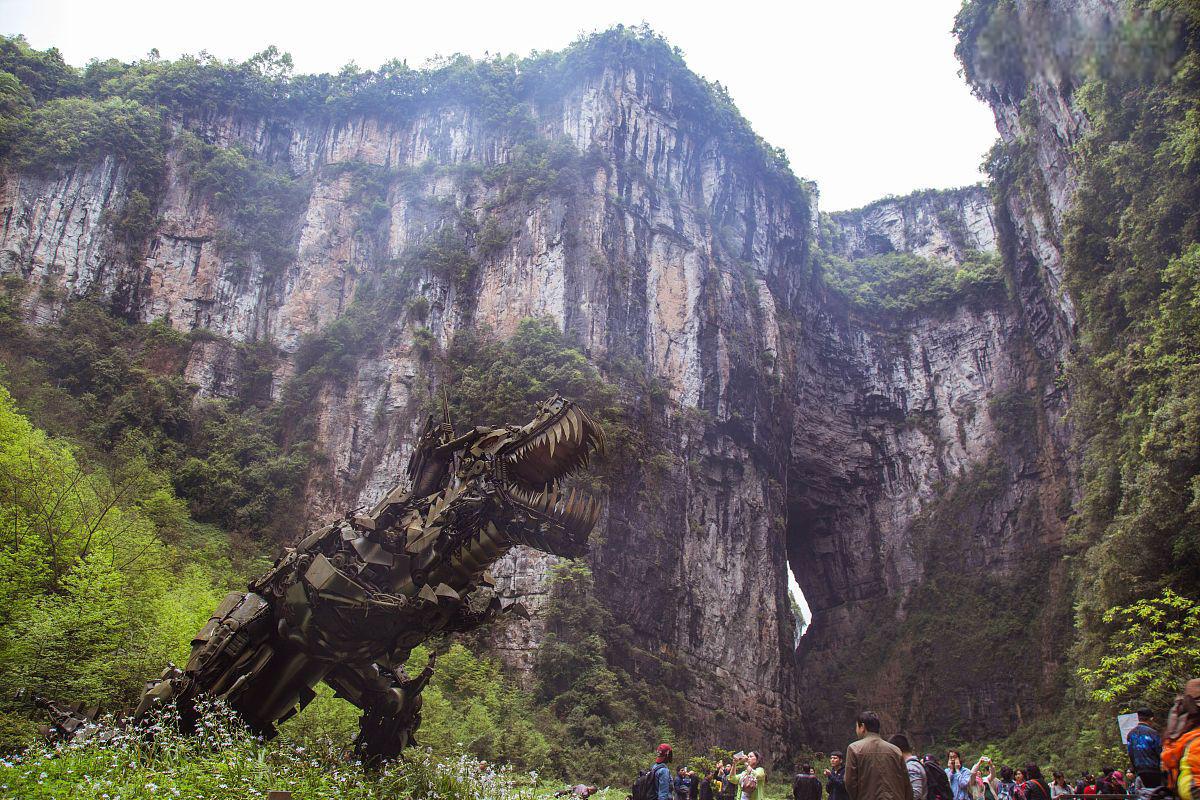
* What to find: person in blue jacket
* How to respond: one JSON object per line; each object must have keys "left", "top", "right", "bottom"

{"left": 1126, "top": 707, "right": 1163, "bottom": 790}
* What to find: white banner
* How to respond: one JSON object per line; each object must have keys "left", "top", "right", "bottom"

{"left": 1118, "top": 712, "right": 1139, "bottom": 743}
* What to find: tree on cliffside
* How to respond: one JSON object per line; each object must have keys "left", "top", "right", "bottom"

{"left": 535, "top": 561, "right": 677, "bottom": 786}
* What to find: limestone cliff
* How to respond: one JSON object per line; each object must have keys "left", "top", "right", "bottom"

{"left": 0, "top": 27, "right": 1081, "bottom": 756}
{"left": 826, "top": 185, "right": 997, "bottom": 265}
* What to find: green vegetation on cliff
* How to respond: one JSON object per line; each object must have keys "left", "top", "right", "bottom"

{"left": 955, "top": 0, "right": 1200, "bottom": 732}
{"left": 0, "top": 293, "right": 313, "bottom": 539}
{"left": 817, "top": 247, "right": 1006, "bottom": 315}
{"left": 0, "top": 24, "right": 809, "bottom": 268}
{"left": 0, "top": 303, "right": 688, "bottom": 783}
{"left": 175, "top": 130, "right": 309, "bottom": 274}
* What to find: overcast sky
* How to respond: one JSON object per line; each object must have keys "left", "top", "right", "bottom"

{"left": 1, "top": 0, "right": 999, "bottom": 211}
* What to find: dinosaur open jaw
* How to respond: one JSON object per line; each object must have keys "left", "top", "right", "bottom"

{"left": 501, "top": 404, "right": 606, "bottom": 539}
{"left": 504, "top": 482, "right": 602, "bottom": 539}
{"left": 503, "top": 404, "right": 605, "bottom": 486}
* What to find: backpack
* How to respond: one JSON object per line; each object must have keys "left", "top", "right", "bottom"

{"left": 924, "top": 762, "right": 954, "bottom": 800}
{"left": 635, "top": 763, "right": 667, "bottom": 800}
{"left": 1164, "top": 729, "right": 1200, "bottom": 800}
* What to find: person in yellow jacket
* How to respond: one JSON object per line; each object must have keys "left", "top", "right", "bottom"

{"left": 1163, "top": 679, "right": 1200, "bottom": 800}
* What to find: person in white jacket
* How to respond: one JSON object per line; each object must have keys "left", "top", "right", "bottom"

{"left": 967, "top": 757, "right": 999, "bottom": 800}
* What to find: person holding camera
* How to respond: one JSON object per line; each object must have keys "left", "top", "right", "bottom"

{"left": 946, "top": 752, "right": 972, "bottom": 800}
{"left": 967, "top": 756, "right": 998, "bottom": 800}
{"left": 730, "top": 751, "right": 767, "bottom": 800}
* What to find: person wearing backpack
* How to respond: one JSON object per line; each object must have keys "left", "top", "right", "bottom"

{"left": 888, "top": 734, "right": 926, "bottom": 800}
{"left": 1126, "top": 707, "right": 1164, "bottom": 791}
{"left": 1025, "top": 765, "right": 1051, "bottom": 800}
{"left": 633, "top": 743, "right": 675, "bottom": 800}
{"left": 997, "top": 766, "right": 1018, "bottom": 800}
{"left": 922, "top": 754, "right": 955, "bottom": 800}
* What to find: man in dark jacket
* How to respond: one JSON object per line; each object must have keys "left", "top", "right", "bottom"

{"left": 827, "top": 751, "right": 850, "bottom": 800}
{"left": 719, "top": 762, "right": 738, "bottom": 800}
{"left": 676, "top": 767, "right": 697, "bottom": 800}
{"left": 795, "top": 763, "right": 823, "bottom": 800}
{"left": 845, "top": 711, "right": 911, "bottom": 800}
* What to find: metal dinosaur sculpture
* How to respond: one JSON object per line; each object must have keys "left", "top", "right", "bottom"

{"left": 131, "top": 394, "right": 605, "bottom": 762}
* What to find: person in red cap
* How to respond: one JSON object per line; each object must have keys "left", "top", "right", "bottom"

{"left": 652, "top": 744, "right": 674, "bottom": 800}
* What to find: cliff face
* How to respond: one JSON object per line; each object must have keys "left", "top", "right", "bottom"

{"left": 955, "top": 0, "right": 1126, "bottom": 479}
{"left": 826, "top": 186, "right": 997, "bottom": 264}
{"left": 0, "top": 32, "right": 1078, "bottom": 754}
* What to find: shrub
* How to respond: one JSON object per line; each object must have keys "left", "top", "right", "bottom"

{"left": 0, "top": 698, "right": 544, "bottom": 799}
{"left": 7, "top": 95, "right": 164, "bottom": 185}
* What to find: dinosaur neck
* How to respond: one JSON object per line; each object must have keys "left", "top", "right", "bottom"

{"left": 425, "top": 521, "right": 512, "bottom": 594}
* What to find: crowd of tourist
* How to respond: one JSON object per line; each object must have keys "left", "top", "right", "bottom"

{"left": 617, "top": 678, "right": 1200, "bottom": 800}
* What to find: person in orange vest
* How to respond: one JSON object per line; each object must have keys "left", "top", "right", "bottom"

{"left": 1162, "top": 679, "right": 1200, "bottom": 800}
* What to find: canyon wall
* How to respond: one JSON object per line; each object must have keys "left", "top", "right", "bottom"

{"left": 0, "top": 22, "right": 1090, "bottom": 755}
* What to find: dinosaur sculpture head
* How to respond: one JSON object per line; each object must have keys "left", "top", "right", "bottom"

{"left": 488, "top": 395, "right": 606, "bottom": 556}
{"left": 395, "top": 395, "right": 605, "bottom": 594}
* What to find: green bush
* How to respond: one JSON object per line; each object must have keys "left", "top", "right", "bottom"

{"left": 404, "top": 644, "right": 555, "bottom": 771}
{"left": 0, "top": 698, "right": 546, "bottom": 799}
{"left": 7, "top": 95, "right": 165, "bottom": 185}
{"left": 0, "top": 35, "right": 80, "bottom": 101}
{"left": 951, "top": 0, "right": 1200, "bottom": 758}
{"left": 0, "top": 297, "right": 312, "bottom": 538}
{"left": 0, "top": 385, "right": 237, "bottom": 710}
{"left": 1077, "top": 589, "right": 1200, "bottom": 711}
{"left": 533, "top": 562, "right": 680, "bottom": 786}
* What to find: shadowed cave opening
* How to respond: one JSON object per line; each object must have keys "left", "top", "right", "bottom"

{"left": 782, "top": 493, "right": 842, "bottom": 653}
{"left": 780, "top": 490, "right": 858, "bottom": 746}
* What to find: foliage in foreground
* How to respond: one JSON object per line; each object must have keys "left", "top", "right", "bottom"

{"left": 0, "top": 293, "right": 312, "bottom": 540}
{"left": 1077, "top": 589, "right": 1200, "bottom": 711}
{"left": 0, "top": 382, "right": 243, "bottom": 740}
{"left": 0, "top": 698, "right": 543, "bottom": 800}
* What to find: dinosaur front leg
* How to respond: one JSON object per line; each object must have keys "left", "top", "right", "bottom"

{"left": 324, "top": 657, "right": 436, "bottom": 764}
